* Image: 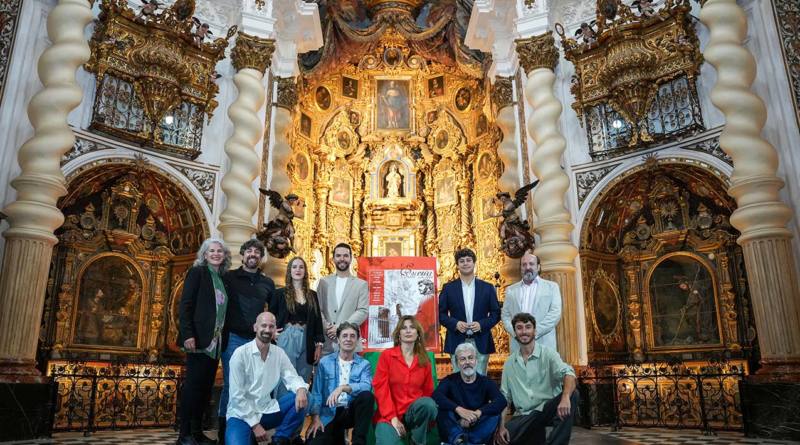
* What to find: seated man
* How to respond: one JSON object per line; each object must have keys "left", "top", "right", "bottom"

{"left": 432, "top": 342, "right": 507, "bottom": 445}
{"left": 307, "top": 322, "right": 375, "bottom": 445}
{"left": 226, "top": 312, "right": 309, "bottom": 445}
{"left": 495, "top": 313, "right": 578, "bottom": 445}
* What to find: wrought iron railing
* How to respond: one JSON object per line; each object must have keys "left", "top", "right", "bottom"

{"left": 49, "top": 361, "right": 183, "bottom": 434}
{"left": 577, "top": 359, "right": 746, "bottom": 433}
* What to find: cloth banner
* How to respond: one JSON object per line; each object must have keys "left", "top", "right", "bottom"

{"left": 357, "top": 256, "right": 439, "bottom": 352}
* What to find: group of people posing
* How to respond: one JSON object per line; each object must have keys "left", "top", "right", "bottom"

{"left": 178, "top": 238, "right": 576, "bottom": 445}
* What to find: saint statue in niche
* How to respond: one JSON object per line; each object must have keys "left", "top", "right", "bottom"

{"left": 377, "top": 80, "right": 409, "bottom": 129}
{"left": 384, "top": 164, "right": 404, "bottom": 198}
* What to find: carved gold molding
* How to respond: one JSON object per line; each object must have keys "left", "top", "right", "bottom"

{"left": 231, "top": 32, "right": 276, "bottom": 73}
{"left": 515, "top": 33, "right": 559, "bottom": 74}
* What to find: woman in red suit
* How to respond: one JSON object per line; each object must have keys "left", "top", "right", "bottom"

{"left": 373, "top": 315, "right": 438, "bottom": 445}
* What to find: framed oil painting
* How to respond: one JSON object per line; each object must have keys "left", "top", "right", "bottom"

{"left": 434, "top": 174, "right": 457, "bottom": 207}
{"left": 376, "top": 79, "right": 411, "bottom": 131}
{"left": 428, "top": 76, "right": 444, "bottom": 98}
{"left": 342, "top": 76, "right": 359, "bottom": 99}
{"left": 73, "top": 254, "right": 143, "bottom": 349}
{"left": 330, "top": 175, "right": 352, "bottom": 207}
{"left": 300, "top": 113, "right": 312, "bottom": 138}
{"left": 646, "top": 253, "right": 722, "bottom": 349}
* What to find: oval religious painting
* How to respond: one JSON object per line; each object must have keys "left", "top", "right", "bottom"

{"left": 435, "top": 129, "right": 449, "bottom": 149}
{"left": 337, "top": 130, "right": 351, "bottom": 151}
{"left": 592, "top": 279, "right": 619, "bottom": 337}
{"left": 455, "top": 87, "right": 472, "bottom": 111}
{"left": 315, "top": 86, "right": 332, "bottom": 110}
{"left": 294, "top": 153, "right": 309, "bottom": 181}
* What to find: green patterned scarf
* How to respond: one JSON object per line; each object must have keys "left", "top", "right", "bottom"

{"left": 199, "top": 265, "right": 228, "bottom": 359}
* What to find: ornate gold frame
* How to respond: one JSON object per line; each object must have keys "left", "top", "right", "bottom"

{"left": 642, "top": 251, "right": 725, "bottom": 352}
{"left": 587, "top": 268, "right": 624, "bottom": 349}
{"left": 371, "top": 75, "right": 416, "bottom": 135}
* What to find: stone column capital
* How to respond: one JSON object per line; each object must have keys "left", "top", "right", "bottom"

{"left": 231, "top": 32, "right": 276, "bottom": 73}
{"left": 515, "top": 33, "right": 559, "bottom": 74}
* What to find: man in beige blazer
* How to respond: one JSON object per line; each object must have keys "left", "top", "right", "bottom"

{"left": 316, "top": 243, "right": 369, "bottom": 353}
{"left": 501, "top": 251, "right": 562, "bottom": 352}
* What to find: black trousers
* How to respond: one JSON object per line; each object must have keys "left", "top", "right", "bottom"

{"left": 505, "top": 390, "right": 579, "bottom": 445}
{"left": 306, "top": 391, "right": 375, "bottom": 445}
{"left": 179, "top": 353, "right": 219, "bottom": 437}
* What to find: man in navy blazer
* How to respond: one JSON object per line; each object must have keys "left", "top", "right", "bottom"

{"left": 439, "top": 248, "right": 501, "bottom": 375}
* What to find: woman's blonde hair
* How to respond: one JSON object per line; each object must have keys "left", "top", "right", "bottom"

{"left": 392, "top": 315, "right": 428, "bottom": 366}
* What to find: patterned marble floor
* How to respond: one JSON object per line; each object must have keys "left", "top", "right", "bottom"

{"left": 0, "top": 427, "right": 797, "bottom": 445}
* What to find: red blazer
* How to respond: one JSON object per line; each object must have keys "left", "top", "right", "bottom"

{"left": 373, "top": 346, "right": 434, "bottom": 424}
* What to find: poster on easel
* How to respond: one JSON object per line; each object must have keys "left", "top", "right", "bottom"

{"left": 357, "top": 256, "right": 439, "bottom": 352}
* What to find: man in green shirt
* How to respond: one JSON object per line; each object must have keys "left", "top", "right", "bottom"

{"left": 495, "top": 312, "right": 578, "bottom": 445}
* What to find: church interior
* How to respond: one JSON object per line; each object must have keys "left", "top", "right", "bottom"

{"left": 0, "top": 0, "right": 799, "bottom": 442}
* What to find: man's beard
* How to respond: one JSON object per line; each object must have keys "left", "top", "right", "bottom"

{"left": 245, "top": 256, "right": 260, "bottom": 268}
{"left": 522, "top": 270, "right": 537, "bottom": 282}
{"left": 336, "top": 261, "right": 350, "bottom": 272}
{"left": 516, "top": 334, "right": 534, "bottom": 345}
{"left": 257, "top": 332, "right": 272, "bottom": 343}
{"left": 461, "top": 366, "right": 476, "bottom": 377}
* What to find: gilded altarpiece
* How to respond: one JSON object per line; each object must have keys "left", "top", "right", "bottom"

{"left": 580, "top": 160, "right": 755, "bottom": 364}
{"left": 42, "top": 161, "right": 208, "bottom": 362}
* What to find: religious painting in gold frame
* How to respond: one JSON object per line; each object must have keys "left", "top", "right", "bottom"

{"left": 434, "top": 173, "right": 457, "bottom": 208}
{"left": 72, "top": 253, "right": 145, "bottom": 350}
{"left": 481, "top": 195, "right": 497, "bottom": 222}
{"left": 374, "top": 77, "right": 413, "bottom": 133}
{"left": 644, "top": 252, "right": 723, "bottom": 351}
{"left": 371, "top": 231, "right": 416, "bottom": 257}
{"left": 300, "top": 113, "right": 312, "bottom": 139}
{"left": 330, "top": 175, "right": 353, "bottom": 207}
{"left": 428, "top": 75, "right": 444, "bottom": 98}
{"left": 342, "top": 76, "right": 359, "bottom": 99}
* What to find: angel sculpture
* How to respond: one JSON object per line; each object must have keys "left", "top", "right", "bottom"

{"left": 575, "top": 22, "right": 597, "bottom": 45}
{"left": 632, "top": 0, "right": 657, "bottom": 18}
{"left": 490, "top": 181, "right": 539, "bottom": 258}
{"left": 135, "top": 0, "right": 161, "bottom": 21}
{"left": 191, "top": 17, "right": 213, "bottom": 45}
{"left": 256, "top": 189, "right": 304, "bottom": 258}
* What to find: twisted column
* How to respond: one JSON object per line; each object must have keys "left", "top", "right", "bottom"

{"left": 517, "top": 33, "right": 581, "bottom": 365}
{"left": 218, "top": 33, "right": 274, "bottom": 265}
{"left": 350, "top": 171, "right": 365, "bottom": 257}
{"left": 700, "top": 0, "right": 800, "bottom": 377}
{"left": 0, "top": 0, "right": 93, "bottom": 381}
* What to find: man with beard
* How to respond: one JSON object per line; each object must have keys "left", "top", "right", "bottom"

{"left": 317, "top": 243, "right": 368, "bottom": 353}
{"left": 439, "top": 248, "right": 501, "bottom": 375}
{"left": 219, "top": 239, "right": 274, "bottom": 443}
{"left": 501, "top": 251, "right": 561, "bottom": 353}
{"left": 306, "top": 322, "right": 375, "bottom": 445}
{"left": 495, "top": 313, "right": 577, "bottom": 445}
{"left": 432, "top": 342, "right": 507, "bottom": 445}
{"left": 226, "top": 312, "right": 309, "bottom": 445}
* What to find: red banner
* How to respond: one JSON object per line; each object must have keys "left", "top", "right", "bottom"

{"left": 357, "top": 257, "right": 439, "bottom": 352}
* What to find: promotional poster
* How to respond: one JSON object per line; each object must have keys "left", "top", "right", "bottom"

{"left": 357, "top": 257, "right": 439, "bottom": 352}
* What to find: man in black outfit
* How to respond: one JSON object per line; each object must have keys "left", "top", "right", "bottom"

{"left": 218, "top": 239, "right": 275, "bottom": 444}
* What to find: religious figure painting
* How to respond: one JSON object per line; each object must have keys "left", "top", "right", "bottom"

{"left": 74, "top": 255, "right": 142, "bottom": 348}
{"left": 382, "top": 161, "right": 405, "bottom": 198}
{"left": 455, "top": 87, "right": 472, "bottom": 111}
{"left": 293, "top": 152, "right": 309, "bottom": 181}
{"left": 330, "top": 176, "right": 352, "bottom": 207}
{"left": 481, "top": 195, "right": 497, "bottom": 222}
{"left": 342, "top": 76, "right": 358, "bottom": 99}
{"left": 477, "top": 153, "right": 493, "bottom": 180}
{"left": 383, "top": 47, "right": 401, "bottom": 66}
{"left": 384, "top": 242, "right": 402, "bottom": 256}
{"left": 477, "top": 113, "right": 488, "bottom": 136}
{"left": 315, "top": 86, "right": 332, "bottom": 110}
{"left": 337, "top": 130, "right": 351, "bottom": 151}
{"left": 376, "top": 79, "right": 410, "bottom": 130}
{"left": 428, "top": 76, "right": 444, "bottom": 98}
{"left": 434, "top": 174, "right": 457, "bottom": 207}
{"left": 592, "top": 279, "right": 620, "bottom": 336}
{"left": 648, "top": 254, "right": 721, "bottom": 348}
{"left": 300, "top": 113, "right": 312, "bottom": 137}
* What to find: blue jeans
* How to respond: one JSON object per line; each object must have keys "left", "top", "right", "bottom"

{"left": 225, "top": 392, "right": 307, "bottom": 445}
{"left": 275, "top": 324, "right": 312, "bottom": 400}
{"left": 438, "top": 411, "right": 499, "bottom": 445}
{"left": 219, "top": 333, "right": 251, "bottom": 417}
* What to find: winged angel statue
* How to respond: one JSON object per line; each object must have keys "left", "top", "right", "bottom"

{"left": 256, "top": 189, "right": 304, "bottom": 258}
{"left": 489, "top": 181, "right": 539, "bottom": 258}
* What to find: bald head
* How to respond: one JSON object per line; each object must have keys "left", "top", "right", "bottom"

{"left": 253, "top": 311, "right": 276, "bottom": 345}
{"left": 521, "top": 251, "right": 540, "bottom": 284}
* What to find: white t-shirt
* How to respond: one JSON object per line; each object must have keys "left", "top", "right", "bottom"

{"left": 337, "top": 357, "right": 353, "bottom": 406}
{"left": 334, "top": 276, "right": 348, "bottom": 313}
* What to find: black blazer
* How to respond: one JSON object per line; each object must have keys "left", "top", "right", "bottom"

{"left": 179, "top": 265, "right": 226, "bottom": 350}
{"left": 269, "top": 287, "right": 325, "bottom": 365}
{"left": 438, "top": 278, "right": 501, "bottom": 354}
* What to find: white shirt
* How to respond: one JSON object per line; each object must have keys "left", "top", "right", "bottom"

{"left": 227, "top": 340, "right": 309, "bottom": 426}
{"left": 520, "top": 277, "right": 539, "bottom": 315}
{"left": 337, "top": 357, "right": 353, "bottom": 406}
{"left": 334, "top": 276, "right": 348, "bottom": 313}
{"left": 461, "top": 278, "right": 476, "bottom": 324}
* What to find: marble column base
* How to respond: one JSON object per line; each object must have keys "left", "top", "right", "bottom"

{"left": 0, "top": 381, "right": 54, "bottom": 440}
{"left": 741, "top": 379, "right": 800, "bottom": 440}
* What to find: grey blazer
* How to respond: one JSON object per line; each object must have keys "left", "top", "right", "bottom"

{"left": 316, "top": 274, "right": 369, "bottom": 352}
{"left": 501, "top": 277, "right": 562, "bottom": 352}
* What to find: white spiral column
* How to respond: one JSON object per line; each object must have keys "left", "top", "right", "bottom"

{"left": 0, "top": 0, "right": 92, "bottom": 381}
{"left": 218, "top": 33, "right": 275, "bottom": 265}
{"left": 700, "top": 0, "right": 800, "bottom": 377}
{"left": 517, "top": 33, "right": 581, "bottom": 365}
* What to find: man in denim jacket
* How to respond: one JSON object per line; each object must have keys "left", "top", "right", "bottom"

{"left": 307, "top": 322, "right": 375, "bottom": 445}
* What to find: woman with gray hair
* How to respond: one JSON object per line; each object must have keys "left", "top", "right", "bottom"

{"left": 177, "top": 238, "right": 232, "bottom": 445}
